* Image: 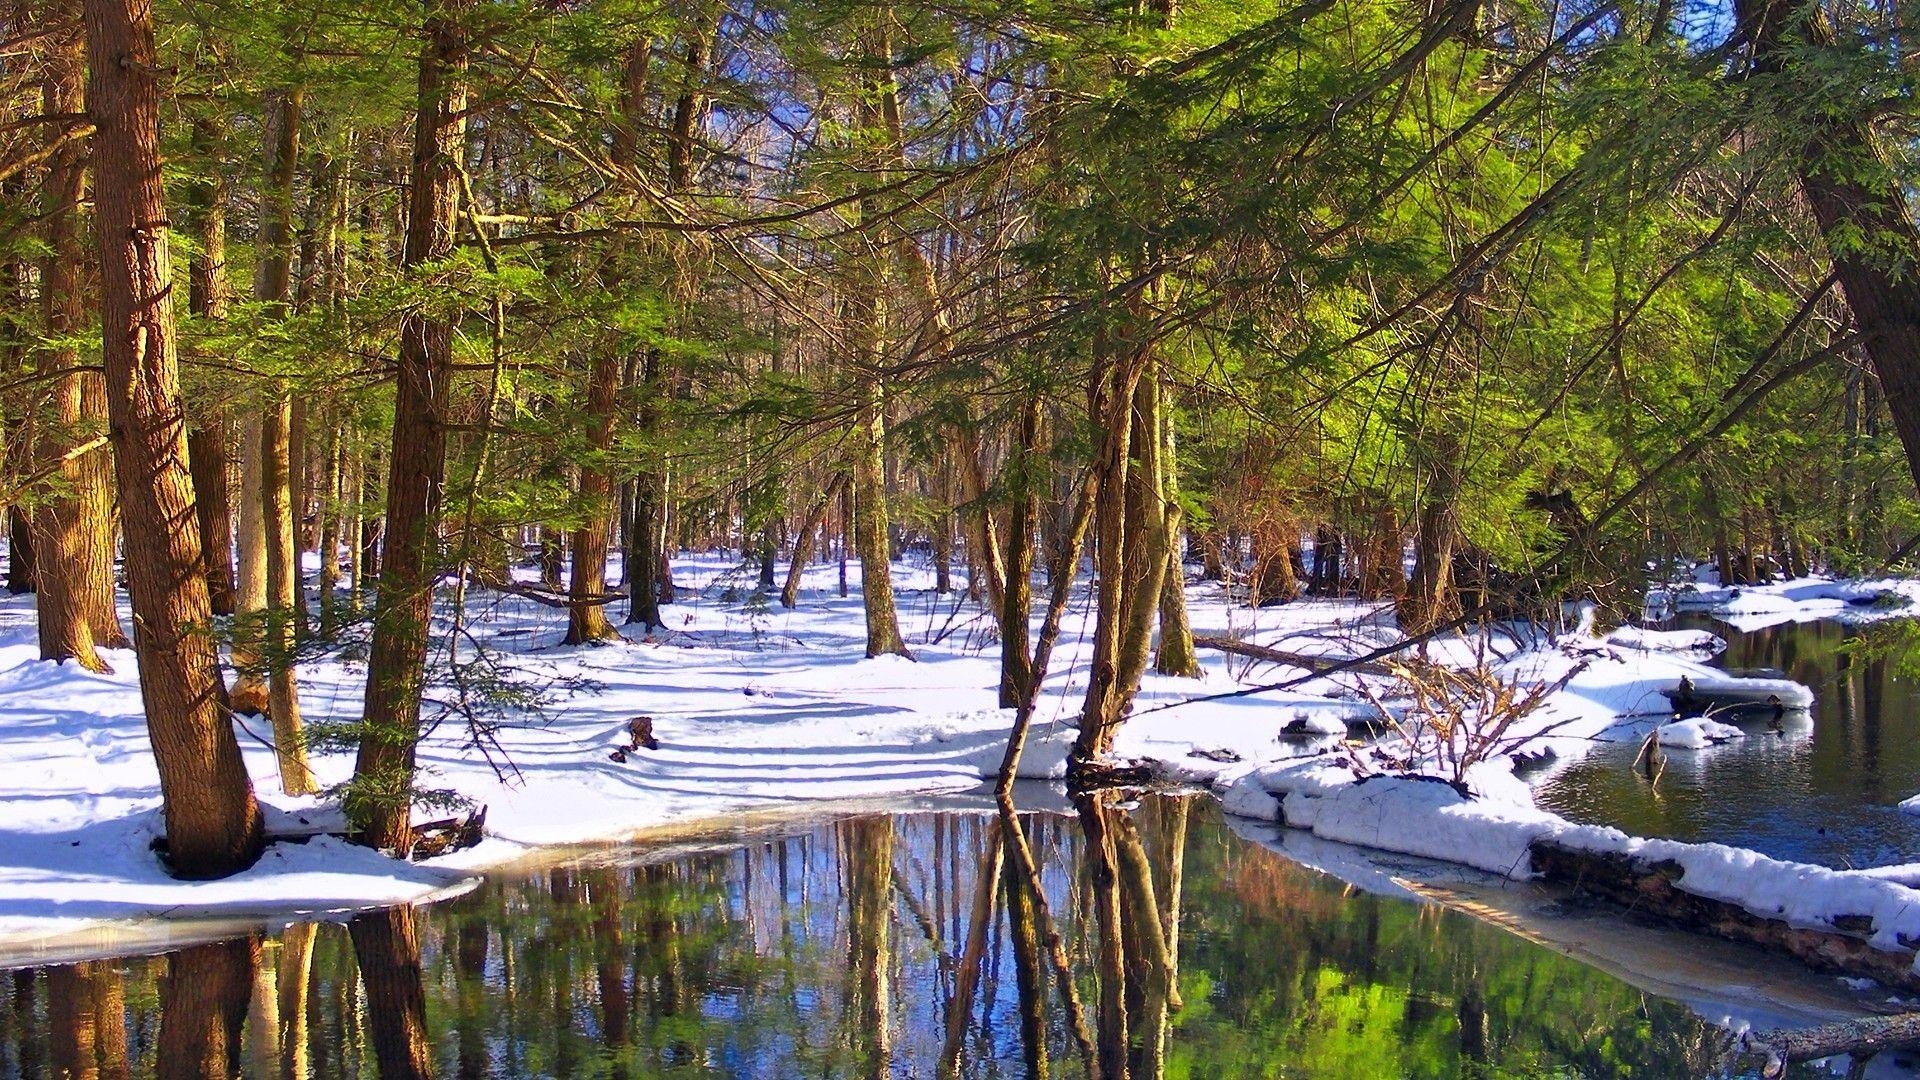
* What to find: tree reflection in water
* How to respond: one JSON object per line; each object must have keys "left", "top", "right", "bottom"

{"left": 0, "top": 795, "right": 1780, "bottom": 1077}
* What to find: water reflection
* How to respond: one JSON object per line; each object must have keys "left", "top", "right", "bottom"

{"left": 4, "top": 796, "right": 1785, "bottom": 1078}
{"left": 1542, "top": 618, "right": 1920, "bottom": 868}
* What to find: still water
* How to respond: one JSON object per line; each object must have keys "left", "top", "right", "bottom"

{"left": 1540, "top": 619, "right": 1920, "bottom": 870}
{"left": 0, "top": 795, "right": 1781, "bottom": 1078}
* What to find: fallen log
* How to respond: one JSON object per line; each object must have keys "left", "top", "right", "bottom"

{"left": 1528, "top": 840, "right": 1920, "bottom": 993}
{"left": 1741, "top": 1013, "right": 1920, "bottom": 1078}
{"left": 1192, "top": 635, "right": 1393, "bottom": 677}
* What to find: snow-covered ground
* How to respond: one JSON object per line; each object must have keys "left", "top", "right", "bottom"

{"left": 4, "top": 554, "right": 1919, "bottom": 986}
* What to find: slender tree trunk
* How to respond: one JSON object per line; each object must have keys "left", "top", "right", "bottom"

{"left": 231, "top": 410, "right": 270, "bottom": 712}
{"left": 6, "top": 509, "right": 34, "bottom": 594}
{"left": 781, "top": 473, "right": 846, "bottom": 609}
{"left": 254, "top": 90, "right": 310, "bottom": 789}
{"left": 1153, "top": 402, "right": 1198, "bottom": 677}
{"left": 852, "top": 379, "right": 909, "bottom": 658}
{"left": 350, "top": 0, "right": 469, "bottom": 855}
{"left": 183, "top": 114, "right": 236, "bottom": 615}
{"left": 262, "top": 399, "right": 314, "bottom": 794}
{"left": 1074, "top": 340, "right": 1145, "bottom": 771}
{"left": 998, "top": 400, "right": 1040, "bottom": 709}
{"left": 85, "top": 0, "right": 265, "bottom": 877}
{"left": 32, "top": 5, "right": 121, "bottom": 672}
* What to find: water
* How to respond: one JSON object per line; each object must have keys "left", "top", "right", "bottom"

{"left": 1540, "top": 618, "right": 1920, "bottom": 870}
{"left": 0, "top": 795, "right": 1786, "bottom": 1079}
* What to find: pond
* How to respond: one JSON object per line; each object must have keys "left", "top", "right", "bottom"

{"left": 1539, "top": 618, "right": 1920, "bottom": 870}
{"left": 1, "top": 793, "right": 1832, "bottom": 1079}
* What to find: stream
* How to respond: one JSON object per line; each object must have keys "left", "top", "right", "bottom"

{"left": 0, "top": 792, "right": 1866, "bottom": 1078}
{"left": 1539, "top": 617, "right": 1920, "bottom": 871}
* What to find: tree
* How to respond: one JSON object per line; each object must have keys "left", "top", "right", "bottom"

{"left": 348, "top": 0, "right": 471, "bottom": 856}
{"left": 83, "top": 0, "right": 264, "bottom": 878}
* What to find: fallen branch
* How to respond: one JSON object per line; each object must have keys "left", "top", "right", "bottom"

{"left": 467, "top": 570, "right": 625, "bottom": 608}
{"left": 1192, "top": 635, "right": 1392, "bottom": 676}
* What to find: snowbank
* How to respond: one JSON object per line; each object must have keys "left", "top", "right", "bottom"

{"left": 1657, "top": 718, "right": 1746, "bottom": 748}
{"left": 1666, "top": 574, "right": 1918, "bottom": 631}
{"left": 1209, "top": 756, "right": 1920, "bottom": 967}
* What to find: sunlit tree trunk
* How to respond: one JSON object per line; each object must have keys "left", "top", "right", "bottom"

{"left": 350, "top": 0, "right": 469, "bottom": 855}
{"left": 84, "top": 0, "right": 265, "bottom": 878}
{"left": 253, "top": 89, "right": 314, "bottom": 793}
{"left": 566, "top": 348, "right": 621, "bottom": 645}
{"left": 781, "top": 473, "right": 846, "bottom": 610}
{"left": 32, "top": 3, "right": 122, "bottom": 673}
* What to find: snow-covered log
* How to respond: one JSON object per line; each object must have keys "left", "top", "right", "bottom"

{"left": 1529, "top": 839, "right": 1920, "bottom": 992}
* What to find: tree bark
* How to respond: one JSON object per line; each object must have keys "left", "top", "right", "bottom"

{"left": 566, "top": 348, "right": 621, "bottom": 644}
{"left": 32, "top": 3, "right": 122, "bottom": 672}
{"left": 350, "top": 0, "right": 469, "bottom": 856}
{"left": 1737, "top": 0, "right": 1920, "bottom": 502}
{"left": 84, "top": 0, "right": 265, "bottom": 878}
{"left": 780, "top": 472, "right": 846, "bottom": 609}
{"left": 182, "top": 115, "right": 237, "bottom": 616}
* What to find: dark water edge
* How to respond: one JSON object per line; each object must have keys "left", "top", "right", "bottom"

{"left": 0, "top": 793, "right": 1854, "bottom": 1079}
{"left": 1539, "top": 617, "right": 1920, "bottom": 870}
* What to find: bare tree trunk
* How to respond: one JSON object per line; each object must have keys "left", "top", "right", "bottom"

{"left": 6, "top": 508, "right": 34, "bottom": 594}
{"left": 1153, "top": 402, "right": 1198, "bottom": 678}
{"left": 262, "top": 398, "right": 314, "bottom": 794}
{"left": 781, "top": 473, "right": 846, "bottom": 610}
{"left": 183, "top": 113, "right": 236, "bottom": 615}
{"left": 85, "top": 0, "right": 265, "bottom": 877}
{"left": 566, "top": 348, "right": 621, "bottom": 644}
{"left": 846, "top": 14, "right": 910, "bottom": 660}
{"left": 350, "top": 0, "right": 469, "bottom": 856}
{"left": 32, "top": 5, "right": 121, "bottom": 672}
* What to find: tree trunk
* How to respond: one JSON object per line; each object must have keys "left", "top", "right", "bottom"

{"left": 32, "top": 6, "right": 121, "bottom": 672}
{"left": 6, "top": 509, "right": 34, "bottom": 594}
{"left": 1738, "top": 0, "right": 1920, "bottom": 504}
{"left": 350, "top": 0, "right": 469, "bottom": 856}
{"left": 262, "top": 398, "right": 314, "bottom": 795}
{"left": 1073, "top": 338, "right": 1149, "bottom": 771}
{"left": 1400, "top": 449, "right": 1463, "bottom": 635}
{"left": 566, "top": 348, "right": 621, "bottom": 645}
{"left": 183, "top": 114, "right": 236, "bottom": 616}
{"left": 781, "top": 473, "right": 846, "bottom": 610}
{"left": 84, "top": 0, "right": 265, "bottom": 877}
{"left": 1153, "top": 400, "right": 1199, "bottom": 678}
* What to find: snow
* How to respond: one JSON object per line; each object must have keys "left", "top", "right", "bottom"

{"left": 1667, "top": 573, "right": 1918, "bottom": 631}
{"left": 3, "top": 550, "right": 1917, "bottom": 984}
{"left": 1657, "top": 717, "right": 1747, "bottom": 749}
{"left": 1604, "top": 624, "right": 1726, "bottom": 658}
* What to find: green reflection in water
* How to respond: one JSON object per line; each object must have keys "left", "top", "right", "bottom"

{"left": 2, "top": 796, "right": 1814, "bottom": 1078}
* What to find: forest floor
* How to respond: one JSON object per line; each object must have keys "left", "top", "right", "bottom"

{"left": 4, "top": 553, "right": 1920, "bottom": 972}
